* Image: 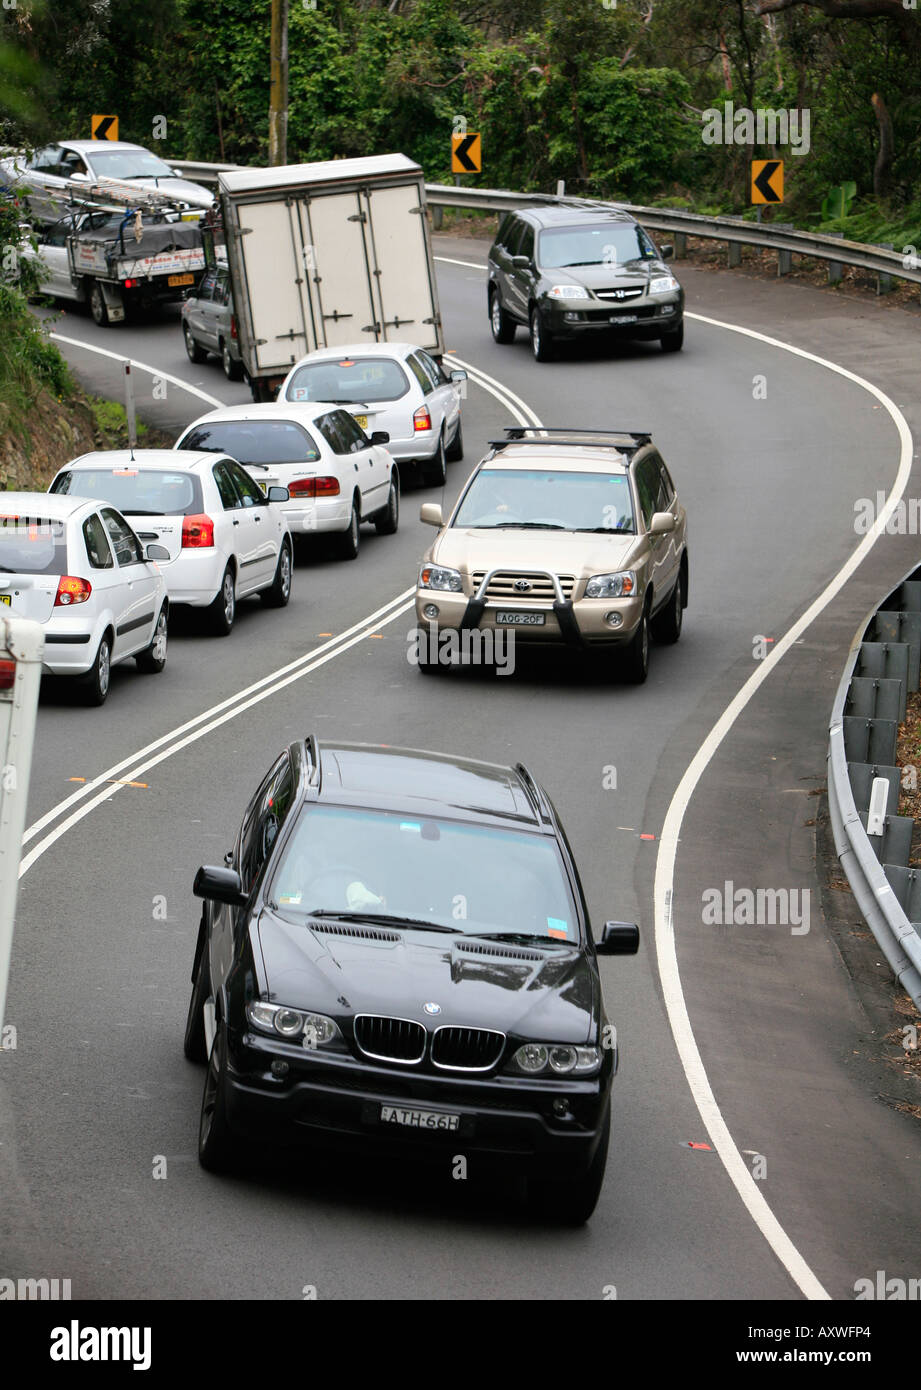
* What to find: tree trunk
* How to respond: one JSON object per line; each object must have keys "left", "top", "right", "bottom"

{"left": 870, "top": 91, "right": 893, "bottom": 197}
{"left": 269, "top": 0, "right": 289, "bottom": 167}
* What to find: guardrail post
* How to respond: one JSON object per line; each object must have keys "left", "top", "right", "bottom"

{"left": 727, "top": 240, "right": 741, "bottom": 268}
{"left": 673, "top": 232, "right": 687, "bottom": 259}
{"left": 774, "top": 224, "right": 794, "bottom": 275}
{"left": 826, "top": 230, "right": 844, "bottom": 285}
{"left": 876, "top": 243, "right": 893, "bottom": 295}
{"left": 431, "top": 204, "right": 443, "bottom": 231}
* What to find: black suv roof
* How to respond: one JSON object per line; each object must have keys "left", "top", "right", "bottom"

{"left": 503, "top": 205, "right": 637, "bottom": 230}
{"left": 301, "top": 739, "right": 555, "bottom": 833}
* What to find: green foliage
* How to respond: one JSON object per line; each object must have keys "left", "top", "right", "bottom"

{"left": 821, "top": 181, "right": 857, "bottom": 221}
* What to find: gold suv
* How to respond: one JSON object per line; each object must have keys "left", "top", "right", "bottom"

{"left": 414, "top": 428, "right": 688, "bottom": 683}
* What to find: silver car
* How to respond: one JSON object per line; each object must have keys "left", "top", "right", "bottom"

{"left": 2, "top": 140, "right": 213, "bottom": 222}
{"left": 181, "top": 265, "right": 243, "bottom": 381}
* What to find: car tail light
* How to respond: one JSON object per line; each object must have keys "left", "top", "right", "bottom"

{"left": 123, "top": 278, "right": 139, "bottom": 289}
{"left": 314, "top": 476, "right": 339, "bottom": 496}
{"left": 287, "top": 478, "right": 315, "bottom": 498}
{"left": 181, "top": 514, "right": 215, "bottom": 548}
{"left": 0, "top": 659, "right": 15, "bottom": 692}
{"left": 413, "top": 405, "right": 432, "bottom": 432}
{"left": 230, "top": 314, "right": 238, "bottom": 341}
{"left": 54, "top": 576, "right": 92, "bottom": 606}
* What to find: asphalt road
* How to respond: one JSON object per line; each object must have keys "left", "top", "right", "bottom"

{"left": 3, "top": 239, "right": 921, "bottom": 1301}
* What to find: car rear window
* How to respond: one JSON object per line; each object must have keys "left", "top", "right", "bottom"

{"left": 285, "top": 357, "right": 409, "bottom": 405}
{"left": 50, "top": 468, "right": 204, "bottom": 517}
{"left": 177, "top": 421, "right": 321, "bottom": 465}
{"left": 0, "top": 514, "right": 68, "bottom": 574}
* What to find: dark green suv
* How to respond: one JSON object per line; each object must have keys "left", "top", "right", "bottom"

{"left": 487, "top": 205, "right": 684, "bottom": 361}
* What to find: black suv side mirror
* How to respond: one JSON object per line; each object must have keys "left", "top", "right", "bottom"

{"left": 511, "top": 254, "right": 532, "bottom": 269}
{"left": 660, "top": 243, "right": 674, "bottom": 260}
{"left": 193, "top": 864, "right": 248, "bottom": 907}
{"left": 596, "top": 921, "right": 640, "bottom": 955}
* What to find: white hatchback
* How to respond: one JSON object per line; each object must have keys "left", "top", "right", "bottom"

{"left": 174, "top": 402, "right": 400, "bottom": 560}
{"left": 0, "top": 493, "right": 169, "bottom": 705}
{"left": 277, "top": 343, "right": 466, "bottom": 488}
{"left": 49, "top": 450, "right": 292, "bottom": 636}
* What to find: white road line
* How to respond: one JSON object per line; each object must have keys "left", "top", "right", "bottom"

{"left": 40, "top": 289, "right": 913, "bottom": 1299}
{"left": 435, "top": 256, "right": 488, "bottom": 270}
{"left": 654, "top": 313, "right": 913, "bottom": 1302}
{"left": 23, "top": 587, "right": 415, "bottom": 846}
{"left": 20, "top": 596, "right": 414, "bottom": 877}
{"left": 452, "top": 355, "right": 542, "bottom": 428}
{"left": 48, "top": 332, "right": 223, "bottom": 409}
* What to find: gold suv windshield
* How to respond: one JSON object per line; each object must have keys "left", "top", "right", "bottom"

{"left": 453, "top": 468, "right": 636, "bottom": 534}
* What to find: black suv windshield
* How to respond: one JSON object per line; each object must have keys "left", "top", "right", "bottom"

{"left": 453, "top": 468, "right": 636, "bottom": 533}
{"left": 269, "top": 804, "right": 579, "bottom": 943}
{"left": 538, "top": 224, "right": 654, "bottom": 269}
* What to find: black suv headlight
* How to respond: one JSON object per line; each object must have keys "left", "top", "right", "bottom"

{"left": 508, "top": 1043, "right": 602, "bottom": 1076}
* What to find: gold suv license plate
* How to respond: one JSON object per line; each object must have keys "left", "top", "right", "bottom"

{"left": 496, "top": 610, "right": 545, "bottom": 626}
{"left": 380, "top": 1105, "right": 460, "bottom": 1132}
{"left": 353, "top": 414, "right": 368, "bottom": 430}
{"left": 168, "top": 273, "right": 195, "bottom": 287}
{"left": 0, "top": 594, "right": 10, "bottom": 606}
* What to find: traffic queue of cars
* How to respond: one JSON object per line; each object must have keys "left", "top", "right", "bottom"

{"left": 8, "top": 165, "right": 684, "bottom": 1219}
{"left": 0, "top": 339, "right": 466, "bottom": 703}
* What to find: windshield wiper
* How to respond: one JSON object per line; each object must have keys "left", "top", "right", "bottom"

{"left": 559, "top": 260, "right": 605, "bottom": 268}
{"left": 574, "top": 525, "right": 635, "bottom": 534}
{"left": 491, "top": 521, "right": 565, "bottom": 530}
{"left": 303, "top": 909, "right": 458, "bottom": 933}
{"left": 463, "top": 931, "right": 574, "bottom": 946}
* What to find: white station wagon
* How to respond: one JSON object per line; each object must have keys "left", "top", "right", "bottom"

{"left": 277, "top": 343, "right": 466, "bottom": 488}
{"left": 0, "top": 492, "right": 169, "bottom": 705}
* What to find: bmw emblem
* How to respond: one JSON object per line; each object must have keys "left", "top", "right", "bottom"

{"left": 423, "top": 1002, "right": 441, "bottom": 1016}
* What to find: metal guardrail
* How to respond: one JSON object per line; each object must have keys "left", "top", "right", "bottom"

{"left": 827, "top": 567, "right": 921, "bottom": 1012}
{"left": 170, "top": 162, "right": 921, "bottom": 289}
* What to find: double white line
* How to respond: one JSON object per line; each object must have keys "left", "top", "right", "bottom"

{"left": 20, "top": 588, "right": 414, "bottom": 877}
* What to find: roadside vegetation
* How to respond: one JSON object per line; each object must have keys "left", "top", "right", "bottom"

{"left": 2, "top": 0, "right": 918, "bottom": 243}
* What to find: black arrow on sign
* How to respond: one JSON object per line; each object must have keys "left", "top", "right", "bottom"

{"left": 753, "top": 160, "right": 781, "bottom": 202}
{"left": 93, "top": 115, "right": 117, "bottom": 141}
{"left": 453, "top": 135, "right": 479, "bottom": 173}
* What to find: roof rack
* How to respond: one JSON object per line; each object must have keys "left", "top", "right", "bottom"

{"left": 513, "top": 762, "right": 554, "bottom": 827}
{"left": 304, "top": 733, "right": 322, "bottom": 798}
{"left": 489, "top": 426, "right": 651, "bottom": 451}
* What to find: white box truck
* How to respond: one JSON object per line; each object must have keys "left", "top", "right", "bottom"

{"left": 217, "top": 153, "right": 445, "bottom": 402}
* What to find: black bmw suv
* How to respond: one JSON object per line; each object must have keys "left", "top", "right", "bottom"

{"left": 487, "top": 205, "right": 684, "bottom": 360}
{"left": 185, "top": 738, "right": 639, "bottom": 1223}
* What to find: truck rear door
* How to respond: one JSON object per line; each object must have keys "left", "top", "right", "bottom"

{"left": 365, "top": 181, "right": 440, "bottom": 353}
{"left": 234, "top": 200, "right": 316, "bottom": 374}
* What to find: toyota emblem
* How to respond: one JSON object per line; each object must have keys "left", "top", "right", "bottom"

{"left": 513, "top": 579, "right": 532, "bottom": 592}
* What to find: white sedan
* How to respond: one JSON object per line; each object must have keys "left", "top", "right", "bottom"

{"left": 174, "top": 402, "right": 399, "bottom": 560}
{"left": 48, "top": 450, "right": 292, "bottom": 636}
{"left": 277, "top": 343, "right": 466, "bottom": 488}
{"left": 0, "top": 493, "right": 169, "bottom": 705}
